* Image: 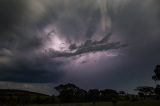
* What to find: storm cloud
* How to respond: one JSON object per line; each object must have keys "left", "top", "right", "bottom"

{"left": 48, "top": 32, "right": 127, "bottom": 58}
{"left": 0, "top": 0, "right": 160, "bottom": 94}
{"left": 0, "top": 0, "right": 116, "bottom": 83}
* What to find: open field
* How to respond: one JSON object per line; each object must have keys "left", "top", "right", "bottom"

{"left": 29, "top": 101, "right": 160, "bottom": 106}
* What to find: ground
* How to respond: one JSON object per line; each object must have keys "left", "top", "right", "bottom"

{"left": 28, "top": 101, "right": 160, "bottom": 106}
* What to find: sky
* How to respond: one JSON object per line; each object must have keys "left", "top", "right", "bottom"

{"left": 0, "top": 0, "right": 160, "bottom": 95}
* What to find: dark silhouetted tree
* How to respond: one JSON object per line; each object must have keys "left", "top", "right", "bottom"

{"left": 155, "top": 85, "right": 160, "bottom": 100}
{"left": 75, "top": 88, "right": 87, "bottom": 102}
{"left": 152, "top": 65, "right": 160, "bottom": 100}
{"left": 55, "top": 83, "right": 87, "bottom": 102}
{"left": 119, "top": 91, "right": 126, "bottom": 96}
{"left": 118, "top": 91, "right": 127, "bottom": 101}
{"left": 135, "top": 86, "right": 154, "bottom": 99}
{"left": 87, "top": 89, "right": 100, "bottom": 104}
{"left": 100, "top": 89, "right": 119, "bottom": 102}
{"left": 152, "top": 65, "right": 160, "bottom": 82}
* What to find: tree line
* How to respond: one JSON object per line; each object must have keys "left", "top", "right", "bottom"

{"left": 0, "top": 65, "right": 159, "bottom": 105}
{"left": 134, "top": 65, "right": 160, "bottom": 100}
{"left": 54, "top": 65, "right": 160, "bottom": 103}
{"left": 55, "top": 83, "right": 121, "bottom": 103}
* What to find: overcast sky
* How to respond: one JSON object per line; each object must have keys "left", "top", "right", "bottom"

{"left": 0, "top": 0, "right": 160, "bottom": 95}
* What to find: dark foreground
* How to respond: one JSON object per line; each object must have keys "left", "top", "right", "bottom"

{"left": 9, "top": 101, "right": 158, "bottom": 106}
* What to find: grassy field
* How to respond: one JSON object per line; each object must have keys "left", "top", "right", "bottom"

{"left": 29, "top": 101, "right": 160, "bottom": 106}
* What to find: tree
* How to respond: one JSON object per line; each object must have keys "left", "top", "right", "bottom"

{"left": 87, "top": 89, "right": 100, "bottom": 104}
{"left": 119, "top": 91, "right": 126, "bottom": 96}
{"left": 118, "top": 91, "right": 127, "bottom": 101}
{"left": 155, "top": 85, "right": 160, "bottom": 99}
{"left": 152, "top": 65, "right": 160, "bottom": 100}
{"left": 135, "top": 86, "right": 154, "bottom": 99}
{"left": 152, "top": 65, "right": 160, "bottom": 81}
{"left": 55, "top": 83, "right": 87, "bottom": 102}
{"left": 100, "top": 89, "right": 119, "bottom": 102}
{"left": 75, "top": 89, "right": 87, "bottom": 102}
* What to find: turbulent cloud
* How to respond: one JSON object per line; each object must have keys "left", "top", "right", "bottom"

{"left": 48, "top": 33, "right": 127, "bottom": 58}
{"left": 0, "top": 0, "right": 117, "bottom": 83}
{"left": 0, "top": 0, "right": 159, "bottom": 95}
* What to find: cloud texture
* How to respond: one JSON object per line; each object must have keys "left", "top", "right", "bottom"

{"left": 0, "top": 0, "right": 160, "bottom": 94}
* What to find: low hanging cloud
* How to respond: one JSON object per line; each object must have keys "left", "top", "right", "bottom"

{"left": 48, "top": 33, "right": 127, "bottom": 58}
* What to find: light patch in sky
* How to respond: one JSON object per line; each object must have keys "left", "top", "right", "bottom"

{"left": 44, "top": 26, "right": 69, "bottom": 52}
{"left": 49, "top": 34, "right": 68, "bottom": 51}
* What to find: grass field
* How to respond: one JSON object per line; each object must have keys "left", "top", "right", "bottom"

{"left": 29, "top": 101, "right": 160, "bottom": 106}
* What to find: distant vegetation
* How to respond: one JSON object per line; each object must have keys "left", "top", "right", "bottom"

{"left": 0, "top": 89, "right": 54, "bottom": 105}
{"left": 0, "top": 65, "right": 160, "bottom": 105}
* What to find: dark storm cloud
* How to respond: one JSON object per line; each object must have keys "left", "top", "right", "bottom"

{"left": 0, "top": 0, "right": 108, "bottom": 50}
{"left": 0, "top": 0, "right": 45, "bottom": 50}
{"left": 84, "top": 8, "right": 101, "bottom": 38}
{"left": 54, "top": 0, "right": 103, "bottom": 40}
{"left": 52, "top": 0, "right": 160, "bottom": 93}
{"left": 49, "top": 33, "right": 127, "bottom": 58}
{"left": 0, "top": 54, "right": 64, "bottom": 83}
{"left": 0, "top": 0, "right": 63, "bottom": 83}
{"left": 111, "top": 0, "right": 160, "bottom": 63}
{"left": 2, "top": 0, "right": 159, "bottom": 89}
{"left": 0, "top": 0, "right": 26, "bottom": 32}
{"left": 113, "top": 0, "right": 159, "bottom": 42}
{"left": 91, "top": 0, "right": 160, "bottom": 91}
{"left": 0, "top": 0, "right": 126, "bottom": 83}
